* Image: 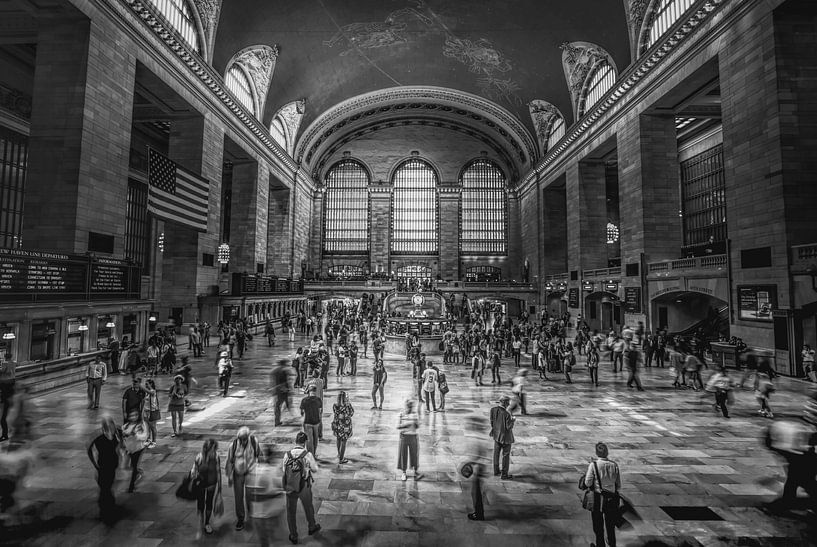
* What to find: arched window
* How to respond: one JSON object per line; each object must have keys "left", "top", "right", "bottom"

{"left": 581, "top": 63, "right": 616, "bottom": 117}
{"left": 270, "top": 117, "right": 288, "bottom": 153}
{"left": 147, "top": 0, "right": 200, "bottom": 53}
{"left": 225, "top": 65, "right": 256, "bottom": 117}
{"left": 460, "top": 159, "right": 507, "bottom": 255}
{"left": 323, "top": 160, "right": 370, "bottom": 254}
{"left": 391, "top": 159, "right": 438, "bottom": 254}
{"left": 645, "top": 0, "right": 696, "bottom": 51}
{"left": 546, "top": 116, "right": 566, "bottom": 154}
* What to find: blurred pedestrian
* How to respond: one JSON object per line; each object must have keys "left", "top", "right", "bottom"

{"left": 193, "top": 439, "right": 222, "bottom": 536}
{"left": 87, "top": 417, "right": 121, "bottom": 521}
{"left": 397, "top": 399, "right": 420, "bottom": 481}
{"left": 121, "top": 410, "right": 148, "bottom": 493}
{"left": 225, "top": 426, "right": 260, "bottom": 531}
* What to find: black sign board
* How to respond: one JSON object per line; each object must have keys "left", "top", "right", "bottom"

{"left": 624, "top": 287, "right": 641, "bottom": 313}
{"left": 233, "top": 274, "right": 304, "bottom": 296}
{"left": 0, "top": 248, "right": 139, "bottom": 302}
{"left": 568, "top": 288, "right": 579, "bottom": 308}
{"left": 738, "top": 285, "right": 776, "bottom": 321}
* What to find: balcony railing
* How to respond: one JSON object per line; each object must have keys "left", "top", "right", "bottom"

{"left": 582, "top": 267, "right": 621, "bottom": 279}
{"left": 648, "top": 254, "right": 727, "bottom": 274}
{"left": 545, "top": 273, "right": 569, "bottom": 282}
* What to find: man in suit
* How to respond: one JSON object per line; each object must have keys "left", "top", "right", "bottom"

{"left": 489, "top": 395, "right": 516, "bottom": 479}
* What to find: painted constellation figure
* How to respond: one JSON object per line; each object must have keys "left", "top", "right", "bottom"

{"left": 323, "top": 2, "right": 433, "bottom": 56}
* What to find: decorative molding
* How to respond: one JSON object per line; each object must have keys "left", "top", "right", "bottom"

{"left": 560, "top": 41, "right": 616, "bottom": 121}
{"left": 192, "top": 0, "right": 221, "bottom": 62}
{"left": 230, "top": 45, "right": 278, "bottom": 116}
{"left": 0, "top": 84, "right": 32, "bottom": 120}
{"left": 119, "top": 0, "right": 307, "bottom": 184}
{"left": 528, "top": 100, "right": 562, "bottom": 156}
{"left": 624, "top": 0, "right": 651, "bottom": 57}
{"left": 296, "top": 86, "right": 537, "bottom": 181}
{"left": 271, "top": 99, "right": 306, "bottom": 157}
{"left": 522, "top": 0, "right": 726, "bottom": 191}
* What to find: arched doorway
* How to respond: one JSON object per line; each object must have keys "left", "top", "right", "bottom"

{"left": 650, "top": 291, "right": 729, "bottom": 339}
{"left": 584, "top": 292, "right": 622, "bottom": 333}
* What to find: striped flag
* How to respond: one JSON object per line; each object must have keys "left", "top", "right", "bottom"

{"left": 147, "top": 148, "right": 209, "bottom": 232}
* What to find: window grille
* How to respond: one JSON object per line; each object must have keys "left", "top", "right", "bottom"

{"left": 582, "top": 63, "right": 616, "bottom": 117}
{"left": 147, "top": 0, "right": 199, "bottom": 53}
{"left": 460, "top": 159, "right": 507, "bottom": 255}
{"left": 323, "top": 160, "right": 370, "bottom": 254}
{"left": 125, "top": 179, "right": 150, "bottom": 271}
{"left": 680, "top": 144, "right": 726, "bottom": 248}
{"left": 645, "top": 0, "right": 696, "bottom": 51}
{"left": 0, "top": 127, "right": 26, "bottom": 249}
{"left": 225, "top": 66, "right": 256, "bottom": 117}
{"left": 391, "top": 159, "right": 438, "bottom": 254}
{"left": 271, "top": 117, "right": 287, "bottom": 152}
{"left": 546, "top": 116, "right": 565, "bottom": 153}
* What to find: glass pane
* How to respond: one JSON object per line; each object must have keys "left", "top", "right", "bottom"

{"left": 460, "top": 159, "right": 507, "bottom": 255}
{"left": 391, "top": 159, "right": 438, "bottom": 254}
{"left": 323, "top": 160, "right": 370, "bottom": 253}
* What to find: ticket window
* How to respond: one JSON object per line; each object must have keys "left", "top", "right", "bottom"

{"left": 0, "top": 324, "right": 19, "bottom": 361}
{"left": 123, "top": 314, "right": 138, "bottom": 345}
{"left": 30, "top": 320, "right": 57, "bottom": 361}
{"left": 66, "top": 318, "right": 87, "bottom": 355}
{"left": 96, "top": 315, "right": 117, "bottom": 349}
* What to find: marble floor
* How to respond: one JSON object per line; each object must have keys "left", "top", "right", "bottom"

{"left": 1, "top": 332, "right": 816, "bottom": 546}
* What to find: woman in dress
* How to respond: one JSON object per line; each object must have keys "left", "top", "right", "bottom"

{"left": 331, "top": 391, "right": 354, "bottom": 464}
{"left": 396, "top": 399, "right": 421, "bottom": 481}
{"left": 167, "top": 374, "right": 187, "bottom": 437}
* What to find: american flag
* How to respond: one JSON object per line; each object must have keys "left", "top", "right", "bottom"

{"left": 147, "top": 149, "right": 210, "bottom": 232}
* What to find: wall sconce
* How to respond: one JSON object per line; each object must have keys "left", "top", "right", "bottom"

{"left": 1, "top": 323, "right": 15, "bottom": 340}
{"left": 78, "top": 321, "right": 89, "bottom": 332}
{"left": 105, "top": 317, "right": 116, "bottom": 328}
{"left": 218, "top": 243, "right": 230, "bottom": 264}
{"left": 148, "top": 311, "right": 157, "bottom": 322}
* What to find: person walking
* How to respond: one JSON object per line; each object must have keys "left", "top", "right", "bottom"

{"left": 282, "top": 431, "right": 321, "bottom": 544}
{"left": 587, "top": 340, "right": 600, "bottom": 387}
{"left": 371, "top": 359, "right": 387, "bottom": 409}
{"left": 803, "top": 344, "right": 816, "bottom": 382}
{"left": 508, "top": 370, "right": 528, "bottom": 415}
{"left": 512, "top": 337, "right": 522, "bottom": 368}
{"left": 421, "top": 362, "right": 439, "bottom": 412}
{"left": 584, "top": 442, "right": 622, "bottom": 547}
{"left": 705, "top": 366, "right": 735, "bottom": 418}
{"left": 121, "top": 409, "right": 148, "bottom": 493}
{"left": 300, "top": 385, "right": 323, "bottom": 457}
{"left": 217, "top": 351, "right": 233, "bottom": 397}
{"left": 625, "top": 342, "right": 644, "bottom": 391}
{"left": 109, "top": 337, "right": 120, "bottom": 374}
{"left": 489, "top": 395, "right": 516, "bottom": 479}
{"left": 85, "top": 355, "right": 107, "bottom": 410}
{"left": 611, "top": 336, "right": 625, "bottom": 373}
{"left": 272, "top": 360, "right": 293, "bottom": 427}
{"left": 193, "top": 439, "right": 222, "bottom": 536}
{"left": 121, "top": 375, "right": 146, "bottom": 423}
{"left": 348, "top": 341, "right": 359, "bottom": 376}
{"left": 397, "top": 399, "right": 421, "bottom": 481}
{"left": 225, "top": 426, "right": 261, "bottom": 531}
{"left": 143, "top": 379, "right": 160, "bottom": 447}
{"left": 490, "top": 350, "right": 502, "bottom": 385}
{"left": 247, "top": 446, "right": 284, "bottom": 546}
{"left": 87, "top": 417, "right": 121, "bottom": 521}
{"left": 331, "top": 391, "right": 354, "bottom": 464}
{"left": 167, "top": 375, "right": 187, "bottom": 436}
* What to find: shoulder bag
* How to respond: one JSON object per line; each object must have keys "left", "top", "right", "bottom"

{"left": 594, "top": 461, "right": 621, "bottom": 514}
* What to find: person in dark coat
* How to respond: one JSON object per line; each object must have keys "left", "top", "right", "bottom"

{"left": 87, "top": 417, "right": 121, "bottom": 521}
{"left": 489, "top": 395, "right": 516, "bottom": 479}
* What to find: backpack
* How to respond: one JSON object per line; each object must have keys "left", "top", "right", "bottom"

{"left": 283, "top": 450, "right": 309, "bottom": 493}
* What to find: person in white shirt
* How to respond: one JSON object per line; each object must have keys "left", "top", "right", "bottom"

{"left": 282, "top": 432, "right": 321, "bottom": 543}
{"left": 421, "top": 362, "right": 439, "bottom": 412}
{"left": 584, "top": 442, "right": 621, "bottom": 547}
{"left": 85, "top": 355, "right": 108, "bottom": 409}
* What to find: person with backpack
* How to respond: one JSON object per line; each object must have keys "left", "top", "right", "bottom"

{"left": 583, "top": 442, "right": 621, "bottom": 547}
{"left": 282, "top": 431, "right": 321, "bottom": 543}
{"left": 225, "top": 426, "right": 260, "bottom": 531}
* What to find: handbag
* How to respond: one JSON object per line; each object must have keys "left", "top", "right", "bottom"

{"left": 175, "top": 471, "right": 201, "bottom": 500}
{"left": 213, "top": 486, "right": 224, "bottom": 516}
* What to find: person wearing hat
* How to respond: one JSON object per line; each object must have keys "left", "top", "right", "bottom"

{"left": 489, "top": 395, "right": 516, "bottom": 479}
{"left": 300, "top": 384, "right": 323, "bottom": 457}
{"left": 167, "top": 374, "right": 187, "bottom": 436}
{"left": 217, "top": 351, "right": 233, "bottom": 398}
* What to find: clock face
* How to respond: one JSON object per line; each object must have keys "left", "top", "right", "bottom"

{"left": 412, "top": 293, "right": 425, "bottom": 307}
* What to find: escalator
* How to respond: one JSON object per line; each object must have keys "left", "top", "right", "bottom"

{"left": 669, "top": 304, "right": 729, "bottom": 341}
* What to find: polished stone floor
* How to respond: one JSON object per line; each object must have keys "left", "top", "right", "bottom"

{"left": 1, "top": 331, "right": 816, "bottom": 546}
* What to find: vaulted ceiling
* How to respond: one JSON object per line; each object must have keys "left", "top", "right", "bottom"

{"left": 212, "top": 0, "right": 632, "bottom": 178}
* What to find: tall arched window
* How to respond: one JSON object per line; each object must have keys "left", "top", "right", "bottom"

{"left": 546, "top": 116, "right": 566, "bottom": 154}
{"left": 581, "top": 63, "right": 616, "bottom": 117}
{"left": 460, "top": 159, "right": 507, "bottom": 255}
{"left": 147, "top": 0, "right": 200, "bottom": 53}
{"left": 323, "top": 160, "right": 370, "bottom": 254}
{"left": 225, "top": 65, "right": 256, "bottom": 117}
{"left": 270, "top": 118, "right": 288, "bottom": 153}
{"left": 644, "top": 0, "right": 696, "bottom": 52}
{"left": 391, "top": 159, "right": 438, "bottom": 254}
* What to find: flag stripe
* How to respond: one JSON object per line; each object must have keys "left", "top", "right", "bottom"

{"left": 147, "top": 148, "right": 209, "bottom": 232}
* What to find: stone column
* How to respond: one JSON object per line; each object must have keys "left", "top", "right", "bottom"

{"left": 161, "top": 115, "right": 224, "bottom": 323}
{"left": 617, "top": 114, "right": 681, "bottom": 264}
{"left": 566, "top": 160, "right": 607, "bottom": 273}
{"left": 306, "top": 189, "right": 324, "bottom": 275}
{"left": 24, "top": 18, "right": 135, "bottom": 253}
{"left": 507, "top": 190, "right": 523, "bottom": 281}
{"left": 229, "top": 160, "right": 268, "bottom": 274}
{"left": 266, "top": 173, "right": 292, "bottom": 277}
{"left": 290, "top": 176, "right": 313, "bottom": 277}
{"left": 368, "top": 183, "right": 392, "bottom": 276}
{"left": 438, "top": 183, "right": 460, "bottom": 280}
{"left": 542, "top": 185, "right": 568, "bottom": 275}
